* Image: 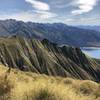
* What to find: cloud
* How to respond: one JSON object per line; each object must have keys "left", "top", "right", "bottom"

{"left": 0, "top": 10, "right": 57, "bottom": 22}
{"left": 34, "top": 10, "right": 57, "bottom": 19}
{"left": 64, "top": 17, "right": 100, "bottom": 25}
{"left": 65, "top": 18, "right": 75, "bottom": 22}
{"left": 72, "top": 0, "right": 98, "bottom": 15}
{"left": 0, "top": 11, "right": 34, "bottom": 22}
{"left": 24, "top": 0, "right": 57, "bottom": 21}
{"left": 25, "top": 0, "right": 50, "bottom": 11}
{"left": 50, "top": 0, "right": 73, "bottom": 8}
{"left": 0, "top": 0, "right": 57, "bottom": 22}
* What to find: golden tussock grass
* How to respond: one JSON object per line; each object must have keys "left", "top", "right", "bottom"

{"left": 0, "top": 64, "right": 100, "bottom": 100}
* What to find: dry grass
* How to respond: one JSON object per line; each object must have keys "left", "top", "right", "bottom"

{"left": 0, "top": 64, "right": 100, "bottom": 100}
{"left": 0, "top": 73, "right": 14, "bottom": 100}
{"left": 24, "top": 88, "right": 62, "bottom": 100}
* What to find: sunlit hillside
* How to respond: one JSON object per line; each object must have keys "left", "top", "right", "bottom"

{"left": 0, "top": 64, "right": 100, "bottom": 100}
{"left": 0, "top": 36, "right": 100, "bottom": 82}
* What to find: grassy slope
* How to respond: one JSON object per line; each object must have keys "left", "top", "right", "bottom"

{"left": 0, "top": 64, "right": 100, "bottom": 100}
{"left": 0, "top": 37, "right": 100, "bottom": 82}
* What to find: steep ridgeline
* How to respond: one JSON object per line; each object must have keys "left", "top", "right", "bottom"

{"left": 0, "top": 19, "right": 100, "bottom": 47}
{"left": 0, "top": 36, "right": 100, "bottom": 82}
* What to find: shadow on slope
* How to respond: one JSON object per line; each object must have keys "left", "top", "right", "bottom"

{"left": 0, "top": 36, "right": 99, "bottom": 82}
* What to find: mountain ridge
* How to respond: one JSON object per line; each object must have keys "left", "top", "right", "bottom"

{"left": 78, "top": 25, "right": 100, "bottom": 33}
{"left": 0, "top": 19, "right": 100, "bottom": 47}
{"left": 0, "top": 36, "right": 100, "bottom": 82}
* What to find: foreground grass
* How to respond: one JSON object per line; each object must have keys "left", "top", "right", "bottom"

{"left": 0, "top": 64, "right": 100, "bottom": 100}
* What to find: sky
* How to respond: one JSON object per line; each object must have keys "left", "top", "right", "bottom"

{"left": 0, "top": 0, "right": 100, "bottom": 25}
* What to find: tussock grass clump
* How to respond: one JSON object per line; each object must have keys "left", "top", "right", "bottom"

{"left": 62, "top": 78, "right": 74, "bottom": 85}
{"left": 0, "top": 75, "right": 14, "bottom": 100}
{"left": 33, "top": 89, "right": 56, "bottom": 100}
{"left": 78, "top": 80, "right": 99, "bottom": 95}
{"left": 93, "top": 85, "right": 100, "bottom": 99}
{"left": 23, "top": 80, "right": 71, "bottom": 100}
{"left": 25, "top": 88, "right": 59, "bottom": 100}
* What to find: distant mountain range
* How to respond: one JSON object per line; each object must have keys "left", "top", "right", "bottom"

{"left": 78, "top": 26, "right": 100, "bottom": 32}
{"left": 0, "top": 19, "right": 100, "bottom": 47}
{"left": 0, "top": 36, "right": 100, "bottom": 82}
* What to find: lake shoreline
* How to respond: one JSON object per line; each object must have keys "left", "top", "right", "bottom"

{"left": 81, "top": 47, "right": 100, "bottom": 59}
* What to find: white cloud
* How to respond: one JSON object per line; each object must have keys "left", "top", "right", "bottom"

{"left": 24, "top": 0, "right": 57, "bottom": 21}
{"left": 0, "top": 0, "right": 57, "bottom": 22}
{"left": 65, "top": 18, "right": 75, "bottom": 22}
{"left": 72, "top": 0, "right": 98, "bottom": 15}
{"left": 64, "top": 17, "right": 100, "bottom": 25}
{"left": 0, "top": 11, "right": 33, "bottom": 22}
{"left": 34, "top": 10, "right": 57, "bottom": 19}
{"left": 0, "top": 10, "right": 57, "bottom": 22}
{"left": 25, "top": 0, "right": 50, "bottom": 11}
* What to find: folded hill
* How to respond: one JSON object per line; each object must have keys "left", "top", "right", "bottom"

{"left": 0, "top": 19, "right": 100, "bottom": 47}
{"left": 0, "top": 36, "right": 100, "bottom": 82}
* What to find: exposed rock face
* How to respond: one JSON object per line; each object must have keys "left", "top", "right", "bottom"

{"left": 0, "top": 36, "right": 100, "bottom": 82}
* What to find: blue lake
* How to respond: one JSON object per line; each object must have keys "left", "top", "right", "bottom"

{"left": 82, "top": 47, "right": 100, "bottom": 59}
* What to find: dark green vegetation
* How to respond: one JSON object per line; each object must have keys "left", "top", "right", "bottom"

{"left": 0, "top": 36, "right": 100, "bottom": 82}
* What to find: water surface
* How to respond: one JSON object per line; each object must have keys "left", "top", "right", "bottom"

{"left": 82, "top": 47, "right": 100, "bottom": 59}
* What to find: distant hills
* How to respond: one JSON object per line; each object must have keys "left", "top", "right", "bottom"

{"left": 0, "top": 19, "right": 100, "bottom": 47}
{"left": 78, "top": 26, "right": 100, "bottom": 32}
{"left": 0, "top": 36, "right": 100, "bottom": 82}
